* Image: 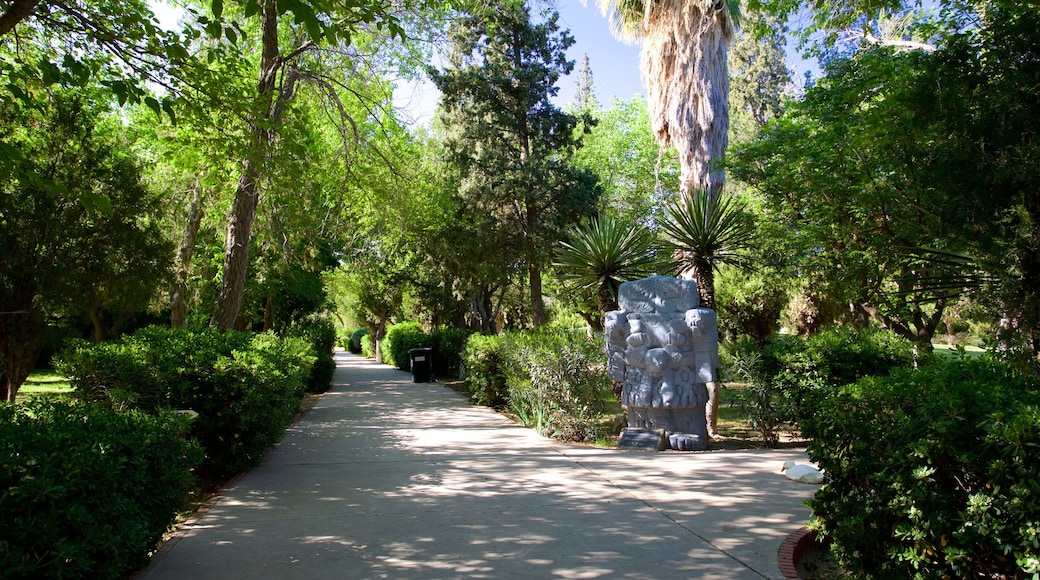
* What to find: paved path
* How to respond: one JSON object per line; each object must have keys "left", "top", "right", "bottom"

{"left": 140, "top": 352, "right": 817, "bottom": 579}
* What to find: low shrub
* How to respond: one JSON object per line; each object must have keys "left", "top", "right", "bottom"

{"left": 462, "top": 333, "right": 508, "bottom": 408}
{"left": 360, "top": 333, "right": 375, "bottom": 358}
{"left": 431, "top": 325, "right": 472, "bottom": 378}
{"left": 804, "top": 359, "right": 1040, "bottom": 578}
{"left": 503, "top": 329, "right": 614, "bottom": 443}
{"left": 56, "top": 326, "right": 313, "bottom": 479}
{"left": 0, "top": 400, "right": 203, "bottom": 578}
{"left": 381, "top": 321, "right": 430, "bottom": 370}
{"left": 348, "top": 328, "right": 368, "bottom": 354}
{"left": 725, "top": 326, "right": 916, "bottom": 445}
{"left": 285, "top": 313, "right": 337, "bottom": 393}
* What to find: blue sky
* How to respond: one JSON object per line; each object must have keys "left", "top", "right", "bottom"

{"left": 394, "top": 0, "right": 820, "bottom": 124}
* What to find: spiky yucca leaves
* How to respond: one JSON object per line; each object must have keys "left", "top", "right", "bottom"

{"left": 661, "top": 190, "right": 755, "bottom": 309}
{"left": 554, "top": 215, "right": 661, "bottom": 318}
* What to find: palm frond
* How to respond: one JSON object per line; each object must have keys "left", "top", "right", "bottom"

{"left": 554, "top": 215, "right": 661, "bottom": 293}
{"left": 660, "top": 189, "right": 757, "bottom": 271}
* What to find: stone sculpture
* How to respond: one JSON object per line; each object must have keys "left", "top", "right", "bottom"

{"left": 605, "top": 275, "right": 719, "bottom": 451}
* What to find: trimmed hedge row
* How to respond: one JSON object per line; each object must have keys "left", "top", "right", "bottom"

{"left": 377, "top": 322, "right": 471, "bottom": 378}
{"left": 804, "top": 358, "right": 1040, "bottom": 577}
{"left": 284, "top": 313, "right": 337, "bottom": 393}
{"left": 55, "top": 326, "right": 315, "bottom": 479}
{"left": 0, "top": 400, "right": 203, "bottom": 578}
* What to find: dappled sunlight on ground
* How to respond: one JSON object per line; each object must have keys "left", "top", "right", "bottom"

{"left": 140, "top": 352, "right": 815, "bottom": 579}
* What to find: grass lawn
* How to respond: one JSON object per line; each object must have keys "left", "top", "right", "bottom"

{"left": 931, "top": 342, "right": 985, "bottom": 360}
{"left": 18, "top": 370, "right": 74, "bottom": 400}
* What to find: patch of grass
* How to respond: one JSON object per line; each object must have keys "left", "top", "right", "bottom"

{"left": 931, "top": 343, "right": 985, "bottom": 361}
{"left": 19, "top": 370, "right": 74, "bottom": 400}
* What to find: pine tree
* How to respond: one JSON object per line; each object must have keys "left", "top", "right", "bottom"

{"left": 430, "top": 1, "right": 599, "bottom": 328}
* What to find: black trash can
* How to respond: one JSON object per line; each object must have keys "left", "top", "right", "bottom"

{"left": 408, "top": 347, "right": 433, "bottom": 383}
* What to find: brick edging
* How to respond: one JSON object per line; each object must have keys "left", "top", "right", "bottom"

{"left": 777, "top": 526, "right": 828, "bottom": 580}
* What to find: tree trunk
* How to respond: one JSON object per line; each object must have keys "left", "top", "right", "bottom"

{"left": 0, "top": 0, "right": 41, "bottom": 36}
{"left": 211, "top": 0, "right": 280, "bottom": 331}
{"left": 170, "top": 178, "right": 204, "bottom": 328}
{"left": 529, "top": 263, "right": 545, "bottom": 327}
{"left": 640, "top": 2, "right": 733, "bottom": 201}
{"left": 263, "top": 293, "right": 275, "bottom": 331}
{"left": 89, "top": 307, "right": 108, "bottom": 343}
{"left": 0, "top": 308, "right": 43, "bottom": 403}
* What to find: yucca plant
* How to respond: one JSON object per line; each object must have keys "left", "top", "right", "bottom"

{"left": 554, "top": 215, "right": 661, "bottom": 318}
{"left": 660, "top": 189, "right": 756, "bottom": 310}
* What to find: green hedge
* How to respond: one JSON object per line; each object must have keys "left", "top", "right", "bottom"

{"left": 0, "top": 400, "right": 203, "bottom": 578}
{"left": 380, "top": 321, "right": 429, "bottom": 370}
{"left": 56, "top": 326, "right": 314, "bottom": 479}
{"left": 348, "top": 328, "right": 367, "bottom": 354}
{"left": 431, "top": 326, "right": 472, "bottom": 377}
{"left": 462, "top": 334, "right": 508, "bottom": 408}
{"left": 285, "top": 313, "right": 337, "bottom": 393}
{"left": 804, "top": 359, "right": 1040, "bottom": 578}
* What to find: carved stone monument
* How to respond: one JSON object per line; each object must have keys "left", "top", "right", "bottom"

{"left": 605, "top": 275, "right": 719, "bottom": 451}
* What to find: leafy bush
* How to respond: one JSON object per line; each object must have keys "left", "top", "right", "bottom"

{"left": 431, "top": 325, "right": 472, "bottom": 378}
{"left": 348, "top": 328, "right": 368, "bottom": 354}
{"left": 285, "top": 313, "right": 337, "bottom": 393}
{"left": 0, "top": 400, "right": 203, "bottom": 578}
{"left": 804, "top": 359, "right": 1040, "bottom": 578}
{"left": 726, "top": 326, "right": 916, "bottom": 445}
{"left": 503, "top": 329, "right": 614, "bottom": 443}
{"left": 381, "top": 321, "right": 430, "bottom": 370}
{"left": 360, "top": 333, "right": 375, "bottom": 358}
{"left": 462, "top": 333, "right": 508, "bottom": 408}
{"left": 56, "top": 326, "right": 313, "bottom": 479}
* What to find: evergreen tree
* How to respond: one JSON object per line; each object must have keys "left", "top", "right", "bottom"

{"left": 430, "top": 0, "right": 599, "bottom": 328}
{"left": 573, "top": 53, "right": 599, "bottom": 112}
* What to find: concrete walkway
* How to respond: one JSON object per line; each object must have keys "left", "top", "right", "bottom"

{"left": 139, "top": 351, "right": 818, "bottom": 579}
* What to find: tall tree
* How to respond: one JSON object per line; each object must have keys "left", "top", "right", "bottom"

{"left": 208, "top": 0, "right": 410, "bottom": 330}
{"left": 596, "top": 0, "right": 738, "bottom": 200}
{"left": 0, "top": 91, "right": 170, "bottom": 401}
{"left": 430, "top": 0, "right": 598, "bottom": 328}
{"left": 573, "top": 52, "right": 598, "bottom": 112}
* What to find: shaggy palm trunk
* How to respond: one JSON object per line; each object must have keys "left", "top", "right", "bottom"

{"left": 640, "top": 0, "right": 733, "bottom": 201}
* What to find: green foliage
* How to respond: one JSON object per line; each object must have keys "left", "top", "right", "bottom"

{"left": 55, "top": 326, "right": 313, "bottom": 479}
{"left": 501, "top": 329, "right": 613, "bottom": 442}
{"left": 0, "top": 400, "right": 203, "bottom": 578}
{"left": 804, "top": 359, "right": 1040, "bottom": 577}
{"left": 284, "top": 313, "right": 337, "bottom": 393}
{"left": 349, "top": 328, "right": 368, "bottom": 354}
{"left": 360, "top": 333, "right": 376, "bottom": 358}
{"left": 553, "top": 215, "right": 663, "bottom": 318}
{"left": 461, "top": 334, "right": 509, "bottom": 409}
{"left": 430, "top": 1, "right": 600, "bottom": 325}
{"left": 714, "top": 264, "right": 790, "bottom": 345}
{"left": 430, "top": 326, "right": 472, "bottom": 378}
{"left": 660, "top": 190, "right": 757, "bottom": 309}
{"left": 726, "top": 327, "right": 916, "bottom": 445}
{"left": 0, "top": 90, "right": 171, "bottom": 400}
{"left": 380, "top": 321, "right": 430, "bottom": 370}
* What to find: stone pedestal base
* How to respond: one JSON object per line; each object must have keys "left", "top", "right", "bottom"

{"left": 625, "top": 406, "right": 708, "bottom": 451}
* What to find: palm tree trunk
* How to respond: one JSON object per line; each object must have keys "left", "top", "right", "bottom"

{"left": 641, "top": 0, "right": 733, "bottom": 201}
